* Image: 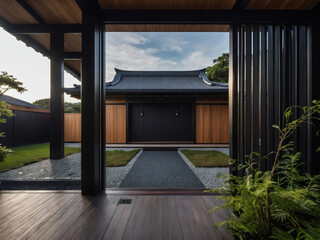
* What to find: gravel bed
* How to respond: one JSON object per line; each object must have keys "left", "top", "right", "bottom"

{"left": 178, "top": 148, "right": 230, "bottom": 189}
{"left": 0, "top": 148, "right": 142, "bottom": 189}
{"left": 0, "top": 153, "right": 81, "bottom": 180}
{"left": 105, "top": 149, "right": 143, "bottom": 188}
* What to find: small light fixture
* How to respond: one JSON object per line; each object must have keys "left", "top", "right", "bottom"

{"left": 140, "top": 112, "right": 144, "bottom": 117}
{"left": 176, "top": 111, "right": 179, "bottom": 116}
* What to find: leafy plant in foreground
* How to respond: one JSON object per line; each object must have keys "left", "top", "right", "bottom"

{"left": 209, "top": 100, "right": 320, "bottom": 240}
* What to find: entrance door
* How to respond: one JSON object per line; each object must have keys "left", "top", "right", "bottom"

{"left": 129, "top": 103, "right": 193, "bottom": 142}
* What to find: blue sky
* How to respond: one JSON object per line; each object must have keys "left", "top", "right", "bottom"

{"left": 0, "top": 28, "right": 229, "bottom": 103}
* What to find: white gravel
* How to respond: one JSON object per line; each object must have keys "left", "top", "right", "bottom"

{"left": 178, "top": 148, "right": 230, "bottom": 189}
{"left": 105, "top": 149, "right": 143, "bottom": 188}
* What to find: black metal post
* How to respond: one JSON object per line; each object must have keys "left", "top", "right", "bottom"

{"left": 229, "top": 24, "right": 239, "bottom": 175}
{"left": 81, "top": 12, "right": 105, "bottom": 195}
{"left": 50, "top": 32, "right": 64, "bottom": 160}
{"left": 311, "top": 21, "right": 320, "bottom": 174}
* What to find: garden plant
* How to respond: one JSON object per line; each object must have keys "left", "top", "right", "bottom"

{"left": 210, "top": 100, "right": 320, "bottom": 240}
{"left": 0, "top": 71, "right": 26, "bottom": 161}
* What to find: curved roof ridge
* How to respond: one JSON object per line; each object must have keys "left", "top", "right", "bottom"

{"left": 199, "top": 72, "right": 228, "bottom": 87}
{"left": 114, "top": 68, "right": 206, "bottom": 76}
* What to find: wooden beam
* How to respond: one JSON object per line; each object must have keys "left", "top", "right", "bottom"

{"left": 100, "top": 9, "right": 313, "bottom": 24}
{"left": 76, "top": 0, "right": 101, "bottom": 13}
{"left": 16, "top": 0, "right": 46, "bottom": 24}
{"left": 232, "top": 0, "right": 251, "bottom": 10}
{"left": 50, "top": 32, "right": 65, "bottom": 160}
{"left": 7, "top": 24, "right": 82, "bottom": 34}
{"left": 64, "top": 52, "right": 82, "bottom": 60}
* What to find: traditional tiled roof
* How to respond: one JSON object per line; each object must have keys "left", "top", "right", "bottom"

{"left": 65, "top": 68, "right": 228, "bottom": 97}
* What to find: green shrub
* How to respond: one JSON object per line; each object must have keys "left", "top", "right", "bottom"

{"left": 209, "top": 100, "right": 320, "bottom": 240}
{"left": 0, "top": 144, "right": 11, "bottom": 162}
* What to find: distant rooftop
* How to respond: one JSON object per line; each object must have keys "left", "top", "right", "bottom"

{"left": 0, "top": 95, "right": 44, "bottom": 110}
{"left": 65, "top": 68, "right": 228, "bottom": 97}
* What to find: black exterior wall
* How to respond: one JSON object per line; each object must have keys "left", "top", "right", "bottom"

{"left": 128, "top": 103, "right": 194, "bottom": 142}
{"left": 311, "top": 19, "right": 320, "bottom": 174}
{"left": 0, "top": 110, "right": 50, "bottom": 147}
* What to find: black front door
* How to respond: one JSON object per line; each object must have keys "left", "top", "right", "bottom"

{"left": 129, "top": 103, "right": 193, "bottom": 142}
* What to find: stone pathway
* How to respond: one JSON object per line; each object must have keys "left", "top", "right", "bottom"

{"left": 119, "top": 151, "right": 205, "bottom": 189}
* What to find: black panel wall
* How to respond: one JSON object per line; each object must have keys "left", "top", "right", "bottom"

{"left": 0, "top": 110, "right": 50, "bottom": 147}
{"left": 230, "top": 24, "right": 313, "bottom": 173}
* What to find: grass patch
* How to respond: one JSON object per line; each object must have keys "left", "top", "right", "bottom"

{"left": 106, "top": 149, "right": 140, "bottom": 167}
{"left": 180, "top": 149, "right": 229, "bottom": 167}
{"left": 0, "top": 143, "right": 81, "bottom": 173}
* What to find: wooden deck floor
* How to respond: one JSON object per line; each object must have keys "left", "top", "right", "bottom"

{"left": 0, "top": 191, "right": 233, "bottom": 240}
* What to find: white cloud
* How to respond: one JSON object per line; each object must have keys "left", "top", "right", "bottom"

{"left": 106, "top": 32, "right": 150, "bottom": 45}
{"left": 180, "top": 51, "right": 212, "bottom": 70}
{"left": 160, "top": 36, "right": 188, "bottom": 52}
{"left": 106, "top": 35, "right": 178, "bottom": 81}
{"left": 0, "top": 28, "right": 79, "bottom": 103}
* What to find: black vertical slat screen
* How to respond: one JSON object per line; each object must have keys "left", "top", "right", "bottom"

{"left": 238, "top": 26, "right": 245, "bottom": 168}
{"left": 260, "top": 25, "right": 267, "bottom": 171}
{"left": 245, "top": 25, "right": 252, "bottom": 158}
{"left": 229, "top": 24, "right": 312, "bottom": 173}
{"left": 267, "top": 25, "right": 275, "bottom": 170}
{"left": 252, "top": 25, "right": 260, "bottom": 158}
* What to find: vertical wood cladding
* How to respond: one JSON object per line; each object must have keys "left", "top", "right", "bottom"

{"left": 106, "top": 100, "right": 126, "bottom": 143}
{"left": 195, "top": 100, "right": 229, "bottom": 143}
{"left": 230, "top": 24, "right": 313, "bottom": 173}
{"left": 64, "top": 113, "right": 81, "bottom": 142}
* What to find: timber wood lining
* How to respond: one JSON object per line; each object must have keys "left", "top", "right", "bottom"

{"left": 106, "top": 105, "right": 126, "bottom": 143}
{"left": 64, "top": 113, "right": 81, "bottom": 142}
{"left": 196, "top": 104, "right": 229, "bottom": 143}
{"left": 106, "top": 98, "right": 126, "bottom": 104}
{"left": 105, "top": 24, "right": 230, "bottom": 32}
{"left": 8, "top": 104, "right": 49, "bottom": 113}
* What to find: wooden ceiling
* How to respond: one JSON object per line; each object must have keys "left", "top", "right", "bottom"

{"left": 246, "top": 0, "right": 319, "bottom": 9}
{"left": 99, "top": 0, "right": 319, "bottom": 9}
{"left": 0, "top": 0, "right": 37, "bottom": 24}
{"left": 0, "top": 0, "right": 319, "bottom": 78}
{"left": 105, "top": 24, "right": 230, "bottom": 32}
{"left": 99, "top": 0, "right": 236, "bottom": 10}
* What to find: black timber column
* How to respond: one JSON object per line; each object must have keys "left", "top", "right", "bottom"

{"left": 81, "top": 13, "right": 105, "bottom": 195}
{"left": 229, "top": 24, "right": 239, "bottom": 175}
{"left": 311, "top": 20, "right": 320, "bottom": 174}
{"left": 50, "top": 32, "right": 64, "bottom": 159}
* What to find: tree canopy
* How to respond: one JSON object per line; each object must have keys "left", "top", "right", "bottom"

{"left": 33, "top": 98, "right": 81, "bottom": 113}
{"left": 206, "top": 53, "right": 229, "bottom": 83}
{"left": 0, "top": 72, "right": 27, "bottom": 123}
{"left": 0, "top": 72, "right": 26, "bottom": 97}
{"left": 0, "top": 72, "right": 26, "bottom": 160}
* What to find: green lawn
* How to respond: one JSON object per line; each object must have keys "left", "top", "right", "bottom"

{"left": 180, "top": 149, "right": 229, "bottom": 167}
{"left": 0, "top": 143, "right": 81, "bottom": 173}
{"left": 106, "top": 149, "right": 140, "bottom": 167}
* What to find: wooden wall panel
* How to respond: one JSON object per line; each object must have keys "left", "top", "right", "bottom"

{"left": 106, "top": 105, "right": 126, "bottom": 143}
{"left": 64, "top": 113, "right": 81, "bottom": 142}
{"left": 196, "top": 104, "right": 229, "bottom": 143}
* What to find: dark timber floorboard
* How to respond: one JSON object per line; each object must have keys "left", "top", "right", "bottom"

{"left": 0, "top": 191, "right": 233, "bottom": 239}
